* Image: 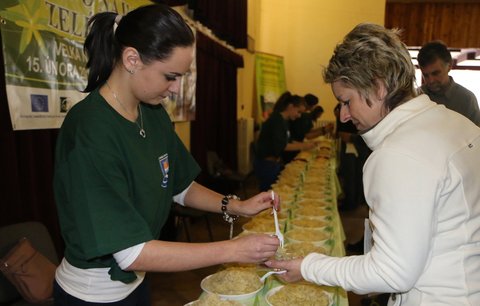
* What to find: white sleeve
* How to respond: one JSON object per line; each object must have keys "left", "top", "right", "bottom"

{"left": 173, "top": 182, "right": 194, "bottom": 206}
{"left": 113, "top": 243, "right": 145, "bottom": 270}
{"left": 301, "top": 150, "right": 439, "bottom": 294}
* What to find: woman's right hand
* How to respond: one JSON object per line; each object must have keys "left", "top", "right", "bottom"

{"left": 264, "top": 257, "right": 304, "bottom": 282}
{"left": 231, "top": 190, "right": 280, "bottom": 218}
{"left": 229, "top": 233, "right": 280, "bottom": 263}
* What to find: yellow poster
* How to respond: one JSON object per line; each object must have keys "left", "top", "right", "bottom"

{"left": 254, "top": 52, "right": 286, "bottom": 123}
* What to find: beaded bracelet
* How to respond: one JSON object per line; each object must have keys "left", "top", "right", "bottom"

{"left": 221, "top": 194, "right": 239, "bottom": 239}
{"left": 221, "top": 194, "right": 239, "bottom": 223}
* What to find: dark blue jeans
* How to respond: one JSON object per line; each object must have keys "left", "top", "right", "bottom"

{"left": 53, "top": 279, "right": 151, "bottom": 306}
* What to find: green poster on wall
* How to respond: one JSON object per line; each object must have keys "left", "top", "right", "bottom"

{"left": 0, "top": 0, "right": 150, "bottom": 130}
{"left": 254, "top": 52, "right": 286, "bottom": 124}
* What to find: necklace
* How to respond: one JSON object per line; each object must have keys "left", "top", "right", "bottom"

{"left": 106, "top": 82, "right": 146, "bottom": 138}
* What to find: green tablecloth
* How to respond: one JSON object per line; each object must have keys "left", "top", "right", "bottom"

{"left": 252, "top": 195, "right": 348, "bottom": 306}
{"left": 200, "top": 144, "right": 349, "bottom": 306}
{"left": 253, "top": 153, "right": 348, "bottom": 306}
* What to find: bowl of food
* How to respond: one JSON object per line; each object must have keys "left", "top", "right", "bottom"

{"left": 285, "top": 228, "right": 331, "bottom": 246}
{"left": 302, "top": 180, "right": 331, "bottom": 189}
{"left": 273, "top": 174, "right": 302, "bottom": 188}
{"left": 265, "top": 283, "right": 333, "bottom": 306}
{"left": 255, "top": 209, "right": 289, "bottom": 221}
{"left": 289, "top": 217, "right": 328, "bottom": 230}
{"left": 299, "top": 188, "right": 334, "bottom": 199}
{"left": 274, "top": 191, "right": 296, "bottom": 205}
{"left": 185, "top": 293, "right": 244, "bottom": 305}
{"left": 242, "top": 217, "right": 286, "bottom": 234}
{"left": 275, "top": 241, "right": 328, "bottom": 260}
{"left": 294, "top": 150, "right": 315, "bottom": 161}
{"left": 294, "top": 206, "right": 332, "bottom": 220}
{"left": 294, "top": 200, "right": 332, "bottom": 211}
{"left": 271, "top": 184, "right": 298, "bottom": 195}
{"left": 200, "top": 269, "right": 263, "bottom": 303}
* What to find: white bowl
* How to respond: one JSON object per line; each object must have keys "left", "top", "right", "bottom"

{"left": 200, "top": 273, "right": 263, "bottom": 302}
{"left": 293, "top": 206, "right": 332, "bottom": 220}
{"left": 278, "top": 241, "right": 328, "bottom": 259}
{"left": 289, "top": 217, "right": 328, "bottom": 230}
{"left": 295, "top": 198, "right": 333, "bottom": 208}
{"left": 285, "top": 228, "right": 331, "bottom": 247}
{"left": 184, "top": 295, "right": 245, "bottom": 305}
{"left": 265, "top": 284, "right": 333, "bottom": 306}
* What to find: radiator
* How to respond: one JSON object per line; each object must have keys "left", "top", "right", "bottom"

{"left": 237, "top": 117, "right": 254, "bottom": 175}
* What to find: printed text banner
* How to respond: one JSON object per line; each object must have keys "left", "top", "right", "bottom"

{"left": 0, "top": 0, "right": 198, "bottom": 130}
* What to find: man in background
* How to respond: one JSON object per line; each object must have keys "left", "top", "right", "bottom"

{"left": 417, "top": 41, "right": 480, "bottom": 126}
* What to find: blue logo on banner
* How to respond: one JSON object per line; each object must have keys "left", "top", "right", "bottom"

{"left": 158, "top": 154, "right": 169, "bottom": 188}
{"left": 31, "top": 94, "right": 48, "bottom": 112}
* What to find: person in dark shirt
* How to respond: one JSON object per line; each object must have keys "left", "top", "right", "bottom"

{"left": 289, "top": 93, "right": 319, "bottom": 142}
{"left": 254, "top": 92, "right": 317, "bottom": 191}
{"left": 285, "top": 94, "right": 333, "bottom": 163}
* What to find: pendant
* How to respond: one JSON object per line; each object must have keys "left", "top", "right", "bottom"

{"left": 139, "top": 129, "right": 146, "bottom": 138}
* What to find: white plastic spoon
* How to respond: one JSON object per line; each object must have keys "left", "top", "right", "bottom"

{"left": 260, "top": 269, "right": 287, "bottom": 282}
{"left": 271, "top": 190, "right": 284, "bottom": 248}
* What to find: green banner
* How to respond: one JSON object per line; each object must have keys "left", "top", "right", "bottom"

{"left": 254, "top": 52, "right": 286, "bottom": 124}
{"left": 0, "top": 0, "right": 150, "bottom": 130}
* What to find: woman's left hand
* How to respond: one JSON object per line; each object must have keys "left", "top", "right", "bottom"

{"left": 264, "top": 258, "right": 304, "bottom": 283}
{"left": 233, "top": 191, "right": 280, "bottom": 217}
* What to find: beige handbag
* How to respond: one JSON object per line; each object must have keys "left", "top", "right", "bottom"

{"left": 0, "top": 237, "right": 56, "bottom": 303}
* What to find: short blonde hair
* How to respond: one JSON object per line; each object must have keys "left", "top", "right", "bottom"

{"left": 323, "top": 23, "right": 417, "bottom": 112}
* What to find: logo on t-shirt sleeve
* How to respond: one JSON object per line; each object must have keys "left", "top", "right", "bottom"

{"left": 158, "top": 154, "right": 169, "bottom": 188}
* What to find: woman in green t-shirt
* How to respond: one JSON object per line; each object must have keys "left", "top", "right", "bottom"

{"left": 53, "top": 4, "right": 280, "bottom": 305}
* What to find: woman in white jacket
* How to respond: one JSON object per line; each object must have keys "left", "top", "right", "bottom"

{"left": 266, "top": 23, "right": 480, "bottom": 305}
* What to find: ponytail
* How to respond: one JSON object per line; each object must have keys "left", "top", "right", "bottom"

{"left": 83, "top": 12, "right": 120, "bottom": 92}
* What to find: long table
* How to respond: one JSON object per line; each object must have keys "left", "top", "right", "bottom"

{"left": 256, "top": 140, "right": 348, "bottom": 306}
{"left": 198, "top": 138, "right": 348, "bottom": 306}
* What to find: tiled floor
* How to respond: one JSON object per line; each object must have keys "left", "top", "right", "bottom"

{"left": 148, "top": 175, "right": 371, "bottom": 306}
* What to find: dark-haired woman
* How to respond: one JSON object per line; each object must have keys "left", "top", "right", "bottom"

{"left": 53, "top": 4, "right": 280, "bottom": 305}
{"left": 253, "top": 92, "right": 317, "bottom": 191}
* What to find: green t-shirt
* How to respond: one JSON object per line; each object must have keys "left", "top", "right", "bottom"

{"left": 54, "top": 89, "right": 200, "bottom": 283}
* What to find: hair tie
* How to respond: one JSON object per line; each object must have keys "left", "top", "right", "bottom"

{"left": 113, "top": 14, "right": 123, "bottom": 34}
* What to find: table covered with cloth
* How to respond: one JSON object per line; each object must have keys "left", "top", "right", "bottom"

{"left": 195, "top": 138, "right": 348, "bottom": 306}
